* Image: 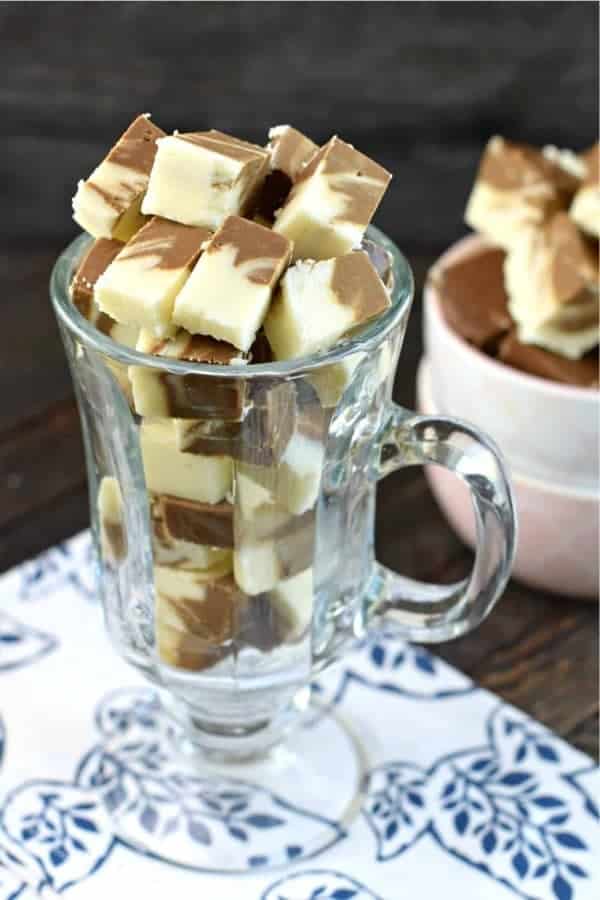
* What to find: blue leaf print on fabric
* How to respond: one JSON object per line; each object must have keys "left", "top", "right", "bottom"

{"left": 0, "top": 614, "right": 57, "bottom": 673}
{"left": 0, "top": 782, "right": 114, "bottom": 894}
{"left": 73, "top": 688, "right": 345, "bottom": 873}
{"left": 363, "top": 704, "right": 598, "bottom": 900}
{"left": 262, "top": 870, "right": 384, "bottom": 900}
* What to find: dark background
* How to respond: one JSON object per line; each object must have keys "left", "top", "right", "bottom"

{"left": 0, "top": 2, "right": 598, "bottom": 754}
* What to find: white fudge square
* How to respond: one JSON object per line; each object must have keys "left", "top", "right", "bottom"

{"left": 237, "top": 429, "right": 324, "bottom": 518}
{"left": 173, "top": 216, "right": 292, "bottom": 351}
{"left": 95, "top": 217, "right": 211, "bottom": 335}
{"left": 130, "top": 328, "right": 246, "bottom": 418}
{"left": 273, "top": 135, "right": 391, "bottom": 260}
{"left": 270, "top": 568, "right": 313, "bottom": 640}
{"left": 264, "top": 251, "right": 391, "bottom": 360}
{"left": 142, "top": 130, "right": 269, "bottom": 229}
{"left": 73, "top": 114, "right": 164, "bottom": 240}
{"left": 140, "top": 420, "right": 232, "bottom": 503}
{"left": 267, "top": 125, "right": 318, "bottom": 180}
{"left": 504, "top": 213, "right": 599, "bottom": 359}
{"left": 234, "top": 541, "right": 282, "bottom": 596}
{"left": 465, "top": 136, "right": 581, "bottom": 251}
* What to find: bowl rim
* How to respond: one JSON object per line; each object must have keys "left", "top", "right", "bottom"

{"left": 417, "top": 356, "right": 600, "bottom": 501}
{"left": 424, "top": 233, "right": 599, "bottom": 404}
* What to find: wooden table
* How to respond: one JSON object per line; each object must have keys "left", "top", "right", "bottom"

{"left": 1, "top": 246, "right": 597, "bottom": 760}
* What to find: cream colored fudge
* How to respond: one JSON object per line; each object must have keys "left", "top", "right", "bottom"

{"left": 570, "top": 144, "right": 599, "bottom": 238}
{"left": 255, "top": 125, "right": 319, "bottom": 222}
{"left": 130, "top": 328, "right": 246, "bottom": 418}
{"left": 173, "top": 216, "right": 292, "bottom": 351}
{"left": 265, "top": 251, "right": 391, "bottom": 360}
{"left": 268, "top": 125, "right": 319, "bottom": 180}
{"left": 233, "top": 518, "right": 314, "bottom": 596}
{"left": 159, "top": 495, "right": 234, "bottom": 547}
{"left": 98, "top": 476, "right": 126, "bottom": 563}
{"left": 150, "top": 499, "right": 232, "bottom": 570}
{"left": 273, "top": 135, "right": 391, "bottom": 260}
{"left": 96, "top": 217, "right": 211, "bottom": 335}
{"left": 465, "top": 136, "right": 580, "bottom": 250}
{"left": 504, "top": 212, "right": 599, "bottom": 358}
{"left": 72, "top": 114, "right": 165, "bottom": 241}
{"left": 142, "top": 130, "right": 269, "bottom": 229}
{"left": 269, "top": 568, "right": 313, "bottom": 641}
{"left": 140, "top": 420, "right": 232, "bottom": 503}
{"left": 236, "top": 427, "right": 324, "bottom": 518}
{"left": 155, "top": 567, "right": 245, "bottom": 670}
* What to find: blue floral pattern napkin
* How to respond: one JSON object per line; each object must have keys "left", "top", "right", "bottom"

{"left": 0, "top": 532, "right": 598, "bottom": 900}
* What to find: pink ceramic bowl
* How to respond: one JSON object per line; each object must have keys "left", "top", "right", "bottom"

{"left": 420, "top": 236, "right": 599, "bottom": 599}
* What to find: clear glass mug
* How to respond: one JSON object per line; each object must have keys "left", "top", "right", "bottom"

{"left": 51, "top": 227, "right": 516, "bottom": 763}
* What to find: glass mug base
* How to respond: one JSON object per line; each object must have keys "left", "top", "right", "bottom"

{"left": 52, "top": 227, "right": 516, "bottom": 874}
{"left": 81, "top": 684, "right": 363, "bottom": 874}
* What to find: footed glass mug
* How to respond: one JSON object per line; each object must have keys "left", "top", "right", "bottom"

{"left": 52, "top": 227, "right": 515, "bottom": 866}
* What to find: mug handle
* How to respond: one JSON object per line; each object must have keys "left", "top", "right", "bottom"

{"left": 370, "top": 405, "right": 517, "bottom": 642}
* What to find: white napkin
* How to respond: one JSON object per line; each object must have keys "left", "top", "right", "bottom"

{"left": 0, "top": 532, "right": 598, "bottom": 899}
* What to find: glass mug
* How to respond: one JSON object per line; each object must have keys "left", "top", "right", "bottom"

{"left": 51, "top": 227, "right": 516, "bottom": 765}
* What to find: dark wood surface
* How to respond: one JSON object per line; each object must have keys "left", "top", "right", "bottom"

{"left": 0, "top": 2, "right": 597, "bottom": 758}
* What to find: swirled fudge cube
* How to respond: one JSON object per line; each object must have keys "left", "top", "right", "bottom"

{"left": 155, "top": 567, "right": 246, "bottom": 670}
{"left": 130, "top": 328, "right": 247, "bottom": 418}
{"left": 465, "top": 136, "right": 580, "bottom": 250}
{"left": 505, "top": 212, "right": 599, "bottom": 359}
{"left": 95, "top": 217, "right": 211, "bottom": 335}
{"left": 256, "top": 125, "right": 318, "bottom": 222}
{"left": 159, "top": 495, "right": 234, "bottom": 548}
{"left": 72, "top": 114, "right": 164, "bottom": 241}
{"left": 570, "top": 144, "right": 599, "bottom": 238}
{"left": 269, "top": 568, "right": 314, "bottom": 641}
{"left": 173, "top": 216, "right": 292, "bottom": 351}
{"left": 273, "top": 136, "right": 391, "bottom": 260}
{"left": 265, "top": 250, "right": 391, "bottom": 360}
{"left": 70, "top": 238, "right": 122, "bottom": 320}
{"left": 142, "top": 130, "right": 269, "bottom": 229}
{"left": 140, "top": 420, "right": 232, "bottom": 503}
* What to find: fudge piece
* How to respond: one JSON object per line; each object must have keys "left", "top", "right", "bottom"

{"left": 130, "top": 328, "right": 247, "bottom": 418}
{"left": 140, "top": 420, "right": 232, "bottom": 503}
{"left": 273, "top": 135, "right": 391, "bottom": 260}
{"left": 234, "top": 541, "right": 282, "bottom": 595}
{"left": 155, "top": 567, "right": 246, "bottom": 670}
{"left": 175, "top": 380, "right": 296, "bottom": 464}
{"left": 173, "top": 216, "right": 292, "bottom": 351}
{"left": 96, "top": 217, "right": 211, "bottom": 335}
{"left": 570, "top": 144, "right": 599, "bottom": 238}
{"left": 142, "top": 129, "right": 269, "bottom": 229}
{"left": 236, "top": 427, "right": 324, "bottom": 517}
{"left": 264, "top": 251, "right": 391, "bottom": 360}
{"left": 465, "top": 136, "right": 581, "bottom": 250}
{"left": 159, "top": 495, "right": 234, "bottom": 547}
{"left": 505, "top": 212, "right": 599, "bottom": 358}
{"left": 97, "top": 476, "right": 126, "bottom": 563}
{"left": 233, "top": 521, "right": 314, "bottom": 597}
{"left": 73, "top": 114, "right": 165, "bottom": 241}
{"left": 256, "top": 125, "right": 318, "bottom": 222}
{"left": 498, "top": 331, "right": 599, "bottom": 388}
{"left": 152, "top": 516, "right": 233, "bottom": 570}
{"left": 269, "top": 568, "right": 313, "bottom": 641}
{"left": 432, "top": 244, "right": 512, "bottom": 349}
{"left": 70, "top": 238, "right": 122, "bottom": 320}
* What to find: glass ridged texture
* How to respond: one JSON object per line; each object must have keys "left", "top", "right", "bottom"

{"left": 51, "top": 226, "right": 516, "bottom": 756}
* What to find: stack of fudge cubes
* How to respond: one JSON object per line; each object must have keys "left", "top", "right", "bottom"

{"left": 69, "top": 115, "right": 392, "bottom": 671}
{"left": 456, "top": 137, "right": 599, "bottom": 382}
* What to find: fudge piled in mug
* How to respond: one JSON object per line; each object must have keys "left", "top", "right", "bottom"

{"left": 70, "top": 115, "right": 393, "bottom": 671}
